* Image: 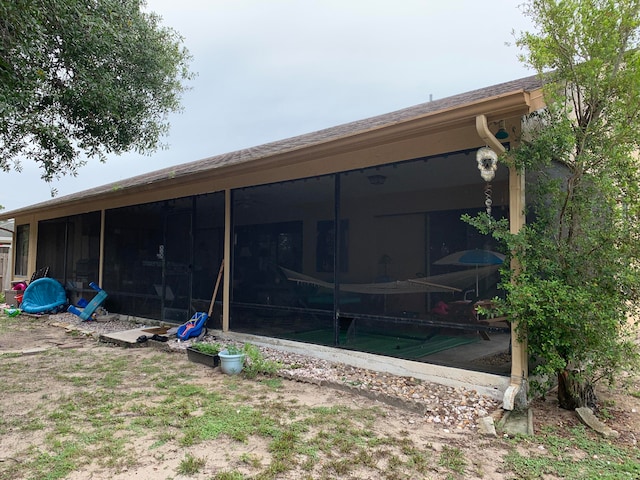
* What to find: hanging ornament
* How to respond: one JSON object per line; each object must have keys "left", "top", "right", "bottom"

{"left": 484, "top": 183, "right": 493, "bottom": 215}
{"left": 476, "top": 147, "right": 498, "bottom": 215}
{"left": 476, "top": 147, "right": 498, "bottom": 182}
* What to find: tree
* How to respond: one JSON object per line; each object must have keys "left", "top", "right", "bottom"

{"left": 0, "top": 0, "right": 193, "bottom": 185}
{"left": 467, "top": 0, "right": 640, "bottom": 410}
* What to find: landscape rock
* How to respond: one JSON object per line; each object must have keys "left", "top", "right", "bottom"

{"left": 575, "top": 407, "right": 620, "bottom": 438}
{"left": 478, "top": 416, "right": 498, "bottom": 436}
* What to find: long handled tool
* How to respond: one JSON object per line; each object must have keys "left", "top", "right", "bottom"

{"left": 208, "top": 259, "right": 224, "bottom": 319}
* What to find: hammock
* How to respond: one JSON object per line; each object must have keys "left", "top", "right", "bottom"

{"left": 279, "top": 265, "right": 499, "bottom": 295}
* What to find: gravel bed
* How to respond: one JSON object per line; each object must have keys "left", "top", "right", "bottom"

{"left": 49, "top": 312, "right": 503, "bottom": 431}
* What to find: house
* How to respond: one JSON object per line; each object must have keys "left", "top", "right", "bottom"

{"left": 0, "top": 219, "right": 13, "bottom": 291}
{"left": 0, "top": 75, "right": 545, "bottom": 408}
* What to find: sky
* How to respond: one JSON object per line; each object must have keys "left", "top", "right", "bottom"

{"left": 1, "top": 0, "right": 536, "bottom": 213}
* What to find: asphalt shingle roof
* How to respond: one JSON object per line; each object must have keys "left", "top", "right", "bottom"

{"left": 2, "top": 74, "right": 543, "bottom": 218}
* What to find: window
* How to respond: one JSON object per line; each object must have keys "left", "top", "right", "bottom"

{"left": 14, "top": 224, "right": 29, "bottom": 276}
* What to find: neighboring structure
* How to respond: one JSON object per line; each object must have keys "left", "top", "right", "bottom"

{"left": 0, "top": 219, "right": 13, "bottom": 291}
{"left": 0, "top": 75, "right": 545, "bottom": 406}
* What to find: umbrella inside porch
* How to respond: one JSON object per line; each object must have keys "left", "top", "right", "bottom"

{"left": 433, "top": 249, "right": 505, "bottom": 296}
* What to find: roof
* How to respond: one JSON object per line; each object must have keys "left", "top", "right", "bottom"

{"left": 0, "top": 74, "right": 544, "bottom": 219}
{"left": 0, "top": 219, "right": 13, "bottom": 244}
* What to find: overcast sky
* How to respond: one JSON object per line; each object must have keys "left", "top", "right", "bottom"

{"left": 1, "top": 0, "right": 535, "bottom": 213}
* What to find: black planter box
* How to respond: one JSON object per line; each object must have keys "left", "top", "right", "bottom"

{"left": 186, "top": 347, "right": 220, "bottom": 368}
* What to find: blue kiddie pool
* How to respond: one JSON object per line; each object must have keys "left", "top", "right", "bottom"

{"left": 20, "top": 278, "right": 68, "bottom": 314}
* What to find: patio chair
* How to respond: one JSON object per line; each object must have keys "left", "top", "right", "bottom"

{"left": 29, "top": 266, "right": 50, "bottom": 284}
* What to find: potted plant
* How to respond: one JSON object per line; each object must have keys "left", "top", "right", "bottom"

{"left": 218, "top": 344, "right": 246, "bottom": 375}
{"left": 186, "top": 342, "right": 222, "bottom": 368}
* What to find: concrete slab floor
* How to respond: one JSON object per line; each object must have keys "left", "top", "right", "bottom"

{"left": 426, "top": 332, "right": 511, "bottom": 375}
{"left": 428, "top": 332, "right": 510, "bottom": 363}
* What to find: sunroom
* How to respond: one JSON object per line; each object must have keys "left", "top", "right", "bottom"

{"left": 1, "top": 75, "right": 544, "bottom": 402}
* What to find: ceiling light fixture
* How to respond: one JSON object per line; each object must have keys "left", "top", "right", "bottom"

{"left": 367, "top": 174, "right": 386, "bottom": 185}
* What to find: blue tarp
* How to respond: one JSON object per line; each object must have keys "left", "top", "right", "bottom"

{"left": 20, "top": 278, "right": 68, "bottom": 314}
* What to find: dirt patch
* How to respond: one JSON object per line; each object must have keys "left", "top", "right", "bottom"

{"left": 0, "top": 314, "right": 638, "bottom": 479}
{"left": 530, "top": 372, "right": 640, "bottom": 447}
{"left": 0, "top": 317, "right": 77, "bottom": 350}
